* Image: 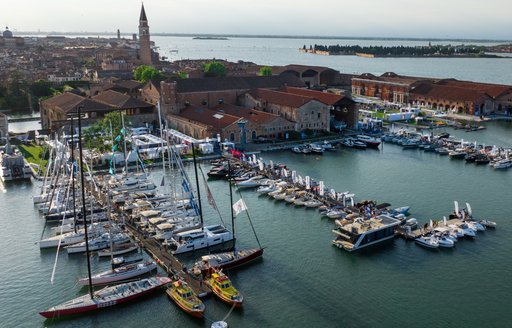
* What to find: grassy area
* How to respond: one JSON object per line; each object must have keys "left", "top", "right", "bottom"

{"left": 18, "top": 144, "right": 48, "bottom": 173}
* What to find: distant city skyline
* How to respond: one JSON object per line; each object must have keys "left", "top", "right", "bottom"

{"left": 3, "top": 0, "right": 512, "bottom": 40}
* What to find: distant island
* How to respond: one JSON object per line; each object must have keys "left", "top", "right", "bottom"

{"left": 193, "top": 36, "right": 228, "bottom": 40}
{"left": 299, "top": 44, "right": 512, "bottom": 58}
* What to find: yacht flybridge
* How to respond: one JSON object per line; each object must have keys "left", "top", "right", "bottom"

{"left": 168, "top": 225, "right": 234, "bottom": 254}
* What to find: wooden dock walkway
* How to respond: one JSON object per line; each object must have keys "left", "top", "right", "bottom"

{"left": 124, "top": 221, "right": 212, "bottom": 296}
{"left": 395, "top": 218, "right": 462, "bottom": 240}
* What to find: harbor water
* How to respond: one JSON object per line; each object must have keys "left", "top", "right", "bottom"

{"left": 1, "top": 120, "right": 512, "bottom": 327}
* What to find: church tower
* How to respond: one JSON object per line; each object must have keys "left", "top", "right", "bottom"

{"left": 138, "top": 3, "right": 152, "bottom": 65}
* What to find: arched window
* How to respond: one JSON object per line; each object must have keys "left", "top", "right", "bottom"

{"left": 230, "top": 133, "right": 235, "bottom": 141}
{"left": 251, "top": 130, "right": 256, "bottom": 140}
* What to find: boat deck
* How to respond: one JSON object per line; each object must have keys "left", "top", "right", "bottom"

{"left": 395, "top": 218, "right": 463, "bottom": 239}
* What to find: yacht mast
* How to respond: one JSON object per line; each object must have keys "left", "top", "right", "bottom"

{"left": 77, "top": 106, "right": 94, "bottom": 299}
{"left": 191, "top": 144, "right": 204, "bottom": 227}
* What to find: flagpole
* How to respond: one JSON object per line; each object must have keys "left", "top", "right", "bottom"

{"left": 121, "top": 111, "right": 128, "bottom": 175}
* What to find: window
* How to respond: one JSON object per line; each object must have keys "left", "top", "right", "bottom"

{"left": 230, "top": 133, "right": 235, "bottom": 141}
{"left": 251, "top": 131, "right": 256, "bottom": 139}
{"left": 318, "top": 113, "right": 321, "bottom": 119}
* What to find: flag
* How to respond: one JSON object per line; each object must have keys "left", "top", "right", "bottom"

{"left": 232, "top": 199, "right": 248, "bottom": 216}
{"left": 319, "top": 181, "right": 324, "bottom": 196}
{"left": 202, "top": 173, "right": 217, "bottom": 210}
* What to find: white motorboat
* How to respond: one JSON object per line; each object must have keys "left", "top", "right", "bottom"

{"left": 479, "top": 219, "right": 497, "bottom": 228}
{"left": 415, "top": 236, "right": 439, "bottom": 249}
{"left": 321, "top": 141, "right": 336, "bottom": 151}
{"left": 355, "top": 135, "right": 381, "bottom": 148}
{"left": 457, "top": 223, "right": 476, "bottom": 238}
{"left": 493, "top": 159, "right": 512, "bottom": 169}
{"left": 466, "top": 220, "right": 485, "bottom": 232}
{"left": 436, "top": 235, "right": 455, "bottom": 248}
{"left": 293, "top": 197, "right": 308, "bottom": 206}
{"left": 273, "top": 192, "right": 288, "bottom": 200}
{"left": 309, "top": 144, "right": 324, "bottom": 155}
{"left": 304, "top": 199, "right": 323, "bottom": 208}
{"left": 284, "top": 194, "right": 297, "bottom": 203}
{"left": 236, "top": 176, "right": 264, "bottom": 188}
{"left": 78, "top": 261, "right": 157, "bottom": 286}
{"left": 256, "top": 184, "right": 276, "bottom": 194}
{"left": 168, "top": 225, "right": 234, "bottom": 255}
{"left": 325, "top": 209, "right": 346, "bottom": 219}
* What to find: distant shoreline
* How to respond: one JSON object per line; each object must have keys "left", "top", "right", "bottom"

{"left": 16, "top": 31, "right": 512, "bottom": 43}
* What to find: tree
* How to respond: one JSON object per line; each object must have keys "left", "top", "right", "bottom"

{"left": 134, "top": 65, "right": 164, "bottom": 83}
{"left": 203, "top": 61, "right": 226, "bottom": 77}
{"left": 259, "top": 66, "right": 273, "bottom": 76}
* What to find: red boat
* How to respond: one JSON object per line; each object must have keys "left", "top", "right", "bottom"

{"left": 40, "top": 276, "right": 171, "bottom": 319}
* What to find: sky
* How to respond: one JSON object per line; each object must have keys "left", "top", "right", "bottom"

{"left": 3, "top": 0, "right": 512, "bottom": 40}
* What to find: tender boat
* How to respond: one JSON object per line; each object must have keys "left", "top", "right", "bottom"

{"left": 209, "top": 271, "right": 243, "bottom": 307}
{"left": 40, "top": 276, "right": 171, "bottom": 318}
{"left": 415, "top": 236, "right": 439, "bottom": 249}
{"left": 78, "top": 261, "right": 157, "bottom": 286}
{"left": 457, "top": 223, "right": 476, "bottom": 238}
{"left": 355, "top": 135, "right": 381, "bottom": 148}
{"left": 479, "top": 219, "right": 497, "bottom": 228}
{"left": 112, "top": 254, "right": 144, "bottom": 268}
{"left": 436, "top": 235, "right": 455, "bottom": 248}
{"left": 167, "top": 280, "right": 205, "bottom": 318}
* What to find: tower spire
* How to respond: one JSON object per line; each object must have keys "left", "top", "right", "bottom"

{"left": 140, "top": 3, "right": 148, "bottom": 22}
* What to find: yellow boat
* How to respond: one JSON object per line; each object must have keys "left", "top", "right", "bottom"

{"left": 166, "top": 280, "right": 205, "bottom": 318}
{"left": 209, "top": 271, "right": 243, "bottom": 307}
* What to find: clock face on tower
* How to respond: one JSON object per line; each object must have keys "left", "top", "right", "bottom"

{"left": 141, "top": 29, "right": 148, "bottom": 35}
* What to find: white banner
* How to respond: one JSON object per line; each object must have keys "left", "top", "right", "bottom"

{"left": 305, "top": 176, "right": 311, "bottom": 190}
{"left": 319, "top": 181, "right": 324, "bottom": 196}
{"left": 233, "top": 199, "right": 248, "bottom": 216}
{"left": 258, "top": 160, "right": 264, "bottom": 171}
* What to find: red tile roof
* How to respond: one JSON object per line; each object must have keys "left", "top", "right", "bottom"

{"left": 41, "top": 92, "right": 115, "bottom": 113}
{"left": 436, "top": 79, "right": 511, "bottom": 98}
{"left": 250, "top": 88, "right": 316, "bottom": 108}
{"left": 92, "top": 90, "right": 153, "bottom": 109}
{"left": 178, "top": 106, "right": 240, "bottom": 130}
{"left": 283, "top": 87, "right": 345, "bottom": 105}
{"left": 212, "top": 103, "right": 293, "bottom": 124}
{"left": 411, "top": 83, "right": 490, "bottom": 103}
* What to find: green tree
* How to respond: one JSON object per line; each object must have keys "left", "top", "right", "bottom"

{"left": 259, "top": 66, "right": 273, "bottom": 76}
{"left": 29, "top": 80, "right": 54, "bottom": 98}
{"left": 176, "top": 71, "right": 188, "bottom": 79}
{"left": 203, "top": 61, "right": 226, "bottom": 77}
{"left": 134, "top": 65, "right": 163, "bottom": 83}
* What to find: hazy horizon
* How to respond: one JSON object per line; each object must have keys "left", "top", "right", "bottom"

{"left": 3, "top": 0, "right": 512, "bottom": 40}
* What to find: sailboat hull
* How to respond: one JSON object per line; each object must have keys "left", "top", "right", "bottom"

{"left": 40, "top": 277, "right": 171, "bottom": 318}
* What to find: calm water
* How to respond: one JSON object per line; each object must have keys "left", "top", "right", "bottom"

{"left": 154, "top": 36, "right": 512, "bottom": 85}
{"left": 1, "top": 120, "right": 512, "bottom": 327}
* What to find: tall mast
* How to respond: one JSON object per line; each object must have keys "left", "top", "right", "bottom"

{"left": 70, "top": 117, "right": 77, "bottom": 233}
{"left": 227, "top": 160, "right": 236, "bottom": 250}
{"left": 157, "top": 101, "right": 166, "bottom": 171}
{"left": 121, "top": 111, "right": 128, "bottom": 175}
{"left": 191, "top": 144, "right": 203, "bottom": 227}
{"left": 77, "top": 106, "right": 94, "bottom": 299}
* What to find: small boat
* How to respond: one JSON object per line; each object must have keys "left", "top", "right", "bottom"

{"left": 209, "top": 271, "right": 243, "bottom": 307}
{"left": 291, "top": 146, "right": 303, "bottom": 154}
{"left": 356, "top": 135, "right": 381, "bottom": 148}
{"left": 325, "top": 208, "right": 346, "bottom": 219}
{"left": 449, "top": 150, "right": 466, "bottom": 159}
{"left": 466, "top": 221, "right": 486, "bottom": 232}
{"left": 97, "top": 243, "right": 139, "bottom": 257}
{"left": 235, "top": 176, "right": 264, "bottom": 188}
{"left": 415, "top": 236, "right": 439, "bottom": 249}
{"left": 309, "top": 144, "right": 324, "bottom": 155}
{"left": 284, "top": 194, "right": 297, "bottom": 203}
{"left": 112, "top": 254, "right": 144, "bottom": 268}
{"left": 394, "top": 206, "right": 410, "bottom": 215}
{"left": 78, "top": 261, "right": 157, "bottom": 286}
{"left": 40, "top": 276, "right": 171, "bottom": 318}
{"left": 479, "top": 219, "right": 497, "bottom": 228}
{"left": 211, "top": 321, "right": 229, "bottom": 328}
{"left": 256, "top": 184, "right": 276, "bottom": 194}
{"left": 293, "top": 197, "right": 308, "bottom": 206}
{"left": 493, "top": 159, "right": 512, "bottom": 169}
{"left": 321, "top": 141, "right": 336, "bottom": 151}
{"left": 167, "top": 280, "right": 205, "bottom": 318}
{"left": 436, "top": 147, "right": 450, "bottom": 155}
{"left": 436, "top": 235, "right": 455, "bottom": 248}
{"left": 207, "top": 167, "right": 228, "bottom": 178}
{"left": 457, "top": 223, "right": 476, "bottom": 238}
{"left": 304, "top": 199, "right": 323, "bottom": 208}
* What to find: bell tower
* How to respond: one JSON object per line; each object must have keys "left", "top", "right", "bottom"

{"left": 139, "top": 3, "right": 152, "bottom": 65}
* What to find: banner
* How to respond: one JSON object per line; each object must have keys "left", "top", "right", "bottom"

{"left": 232, "top": 199, "right": 248, "bottom": 216}
{"left": 305, "top": 176, "right": 311, "bottom": 190}
{"left": 319, "top": 181, "right": 324, "bottom": 196}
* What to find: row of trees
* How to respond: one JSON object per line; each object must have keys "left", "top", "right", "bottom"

{"left": 303, "top": 44, "right": 485, "bottom": 56}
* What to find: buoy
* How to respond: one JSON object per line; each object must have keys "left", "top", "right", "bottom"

{"left": 211, "top": 321, "right": 228, "bottom": 328}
